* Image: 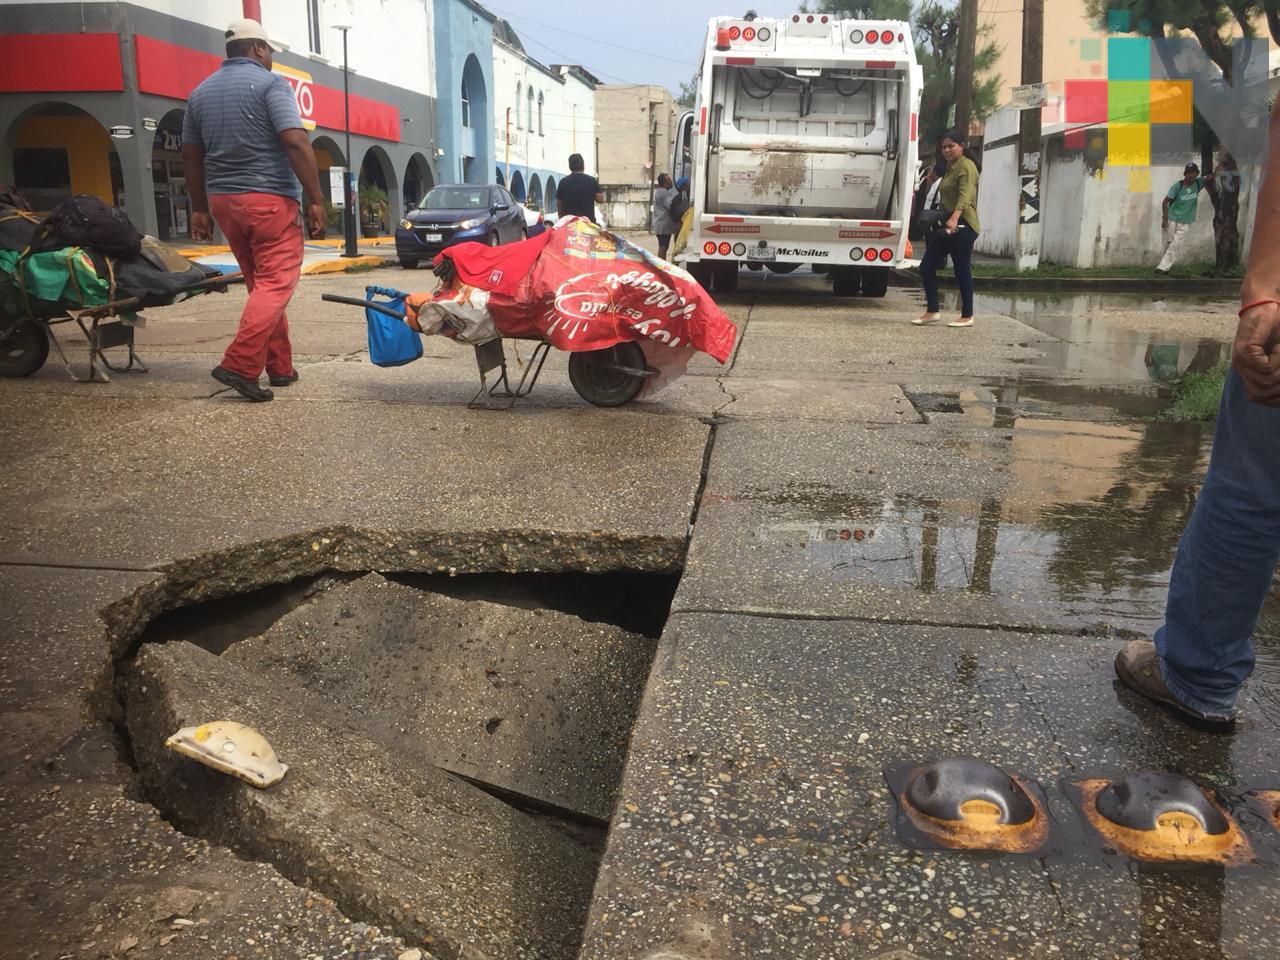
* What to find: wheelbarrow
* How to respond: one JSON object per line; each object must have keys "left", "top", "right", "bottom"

{"left": 320, "top": 289, "right": 658, "bottom": 408}
{"left": 0, "top": 272, "right": 244, "bottom": 383}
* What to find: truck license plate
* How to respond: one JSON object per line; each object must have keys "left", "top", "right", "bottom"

{"left": 424, "top": 232, "right": 443, "bottom": 242}
{"left": 745, "top": 245, "right": 775, "bottom": 261}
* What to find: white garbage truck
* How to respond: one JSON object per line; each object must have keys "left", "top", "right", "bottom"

{"left": 672, "top": 13, "right": 923, "bottom": 297}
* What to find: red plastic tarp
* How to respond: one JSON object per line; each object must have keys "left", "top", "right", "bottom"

{"left": 429, "top": 218, "right": 737, "bottom": 364}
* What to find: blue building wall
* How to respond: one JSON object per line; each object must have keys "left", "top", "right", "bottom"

{"left": 434, "top": 0, "right": 495, "bottom": 184}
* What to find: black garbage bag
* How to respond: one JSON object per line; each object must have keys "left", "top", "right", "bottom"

{"left": 108, "top": 237, "right": 220, "bottom": 307}
{"left": 30, "top": 195, "right": 143, "bottom": 260}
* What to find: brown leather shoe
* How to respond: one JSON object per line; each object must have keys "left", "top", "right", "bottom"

{"left": 1113, "top": 640, "right": 1236, "bottom": 733}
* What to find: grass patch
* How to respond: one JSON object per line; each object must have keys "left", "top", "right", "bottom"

{"left": 971, "top": 261, "right": 1242, "bottom": 280}
{"left": 341, "top": 261, "right": 383, "bottom": 274}
{"left": 1160, "top": 363, "right": 1227, "bottom": 421}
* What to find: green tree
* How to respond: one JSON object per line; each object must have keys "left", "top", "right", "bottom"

{"left": 913, "top": 2, "right": 1002, "bottom": 152}
{"left": 1084, "top": 1, "right": 1277, "bottom": 274}
{"left": 809, "top": 0, "right": 914, "bottom": 17}
{"left": 675, "top": 76, "right": 697, "bottom": 108}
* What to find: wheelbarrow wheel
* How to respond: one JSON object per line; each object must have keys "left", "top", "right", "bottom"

{"left": 0, "top": 316, "right": 49, "bottom": 378}
{"left": 568, "top": 342, "right": 647, "bottom": 407}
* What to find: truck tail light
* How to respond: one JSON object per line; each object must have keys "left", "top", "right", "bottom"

{"left": 718, "top": 242, "right": 732, "bottom": 256}
{"left": 757, "top": 26, "right": 771, "bottom": 41}
{"left": 882, "top": 32, "right": 895, "bottom": 45}
{"left": 742, "top": 26, "right": 755, "bottom": 41}
{"left": 728, "top": 26, "right": 741, "bottom": 40}
{"left": 866, "top": 29, "right": 879, "bottom": 43}
{"left": 879, "top": 247, "right": 893, "bottom": 262}
{"left": 850, "top": 248, "right": 864, "bottom": 261}
{"left": 703, "top": 241, "right": 717, "bottom": 255}
{"left": 849, "top": 29, "right": 864, "bottom": 44}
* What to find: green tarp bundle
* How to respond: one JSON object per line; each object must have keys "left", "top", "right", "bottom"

{"left": 0, "top": 246, "right": 110, "bottom": 316}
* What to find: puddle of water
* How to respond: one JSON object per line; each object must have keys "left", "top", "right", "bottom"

{"left": 926, "top": 290, "right": 1235, "bottom": 385}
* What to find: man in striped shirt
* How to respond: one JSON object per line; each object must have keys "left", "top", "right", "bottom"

{"left": 182, "top": 18, "right": 326, "bottom": 402}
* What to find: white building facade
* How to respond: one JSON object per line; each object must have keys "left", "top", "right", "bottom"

{"left": 490, "top": 20, "right": 597, "bottom": 213}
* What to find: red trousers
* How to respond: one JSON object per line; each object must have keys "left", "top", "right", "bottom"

{"left": 210, "top": 192, "right": 303, "bottom": 380}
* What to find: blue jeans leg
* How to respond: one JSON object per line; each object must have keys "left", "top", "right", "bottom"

{"left": 919, "top": 232, "right": 949, "bottom": 313}
{"left": 1155, "top": 368, "right": 1280, "bottom": 717}
{"left": 951, "top": 226, "right": 978, "bottom": 317}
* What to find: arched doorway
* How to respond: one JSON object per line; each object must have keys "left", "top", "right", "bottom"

{"left": 544, "top": 176, "right": 555, "bottom": 214}
{"left": 311, "top": 135, "right": 346, "bottom": 233}
{"left": 495, "top": 166, "right": 505, "bottom": 188}
{"left": 460, "top": 54, "right": 488, "bottom": 184}
{"left": 528, "top": 173, "right": 542, "bottom": 211}
{"left": 358, "top": 145, "right": 397, "bottom": 236}
{"left": 150, "top": 108, "right": 188, "bottom": 241}
{"left": 2, "top": 102, "right": 122, "bottom": 215}
{"left": 509, "top": 170, "right": 525, "bottom": 202}
{"left": 403, "top": 152, "right": 433, "bottom": 210}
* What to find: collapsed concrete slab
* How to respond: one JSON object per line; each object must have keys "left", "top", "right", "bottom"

{"left": 223, "top": 573, "right": 655, "bottom": 822}
{"left": 127, "top": 641, "right": 597, "bottom": 960}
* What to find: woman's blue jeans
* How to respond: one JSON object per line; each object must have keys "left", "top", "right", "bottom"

{"left": 920, "top": 224, "right": 978, "bottom": 317}
{"left": 1155, "top": 368, "right": 1280, "bottom": 717}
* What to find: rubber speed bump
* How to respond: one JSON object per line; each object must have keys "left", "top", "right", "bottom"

{"left": 885, "top": 758, "right": 1052, "bottom": 853}
{"left": 1066, "top": 772, "right": 1252, "bottom": 866}
{"left": 1245, "top": 790, "right": 1280, "bottom": 832}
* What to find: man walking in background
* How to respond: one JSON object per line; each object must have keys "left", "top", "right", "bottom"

{"left": 556, "top": 153, "right": 603, "bottom": 223}
{"left": 1156, "top": 162, "right": 1206, "bottom": 275}
{"left": 182, "top": 18, "right": 326, "bottom": 402}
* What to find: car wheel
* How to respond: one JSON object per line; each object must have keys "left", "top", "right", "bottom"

{"left": 0, "top": 316, "right": 49, "bottom": 378}
{"left": 399, "top": 257, "right": 418, "bottom": 270}
{"left": 487, "top": 232, "right": 499, "bottom": 246}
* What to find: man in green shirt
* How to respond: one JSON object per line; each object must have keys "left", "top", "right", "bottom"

{"left": 1156, "top": 163, "right": 1205, "bottom": 274}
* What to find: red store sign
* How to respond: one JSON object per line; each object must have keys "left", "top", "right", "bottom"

{"left": 133, "top": 35, "right": 401, "bottom": 142}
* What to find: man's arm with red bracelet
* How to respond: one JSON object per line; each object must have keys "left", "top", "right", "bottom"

{"left": 1236, "top": 103, "right": 1280, "bottom": 406}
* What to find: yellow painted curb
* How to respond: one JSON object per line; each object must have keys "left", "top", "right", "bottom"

{"left": 308, "top": 236, "right": 396, "bottom": 248}
{"left": 301, "top": 255, "right": 389, "bottom": 275}
{"left": 176, "top": 245, "right": 232, "bottom": 258}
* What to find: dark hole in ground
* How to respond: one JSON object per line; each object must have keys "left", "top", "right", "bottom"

{"left": 117, "top": 565, "right": 682, "bottom": 957}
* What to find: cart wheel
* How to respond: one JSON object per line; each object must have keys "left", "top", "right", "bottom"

{"left": 0, "top": 317, "right": 49, "bottom": 378}
{"left": 568, "top": 342, "right": 647, "bottom": 407}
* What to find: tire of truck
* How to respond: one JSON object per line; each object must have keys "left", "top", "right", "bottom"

{"left": 860, "top": 267, "right": 890, "bottom": 298}
{"left": 399, "top": 257, "right": 418, "bottom": 269}
{"left": 765, "top": 262, "right": 800, "bottom": 274}
{"left": 831, "top": 266, "right": 862, "bottom": 297}
{"left": 568, "top": 342, "right": 647, "bottom": 407}
{"left": 712, "top": 260, "right": 739, "bottom": 293}
{"left": 688, "top": 260, "right": 713, "bottom": 290}
{"left": 0, "top": 316, "right": 49, "bottom": 378}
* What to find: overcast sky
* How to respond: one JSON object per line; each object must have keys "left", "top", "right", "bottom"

{"left": 482, "top": 1, "right": 812, "bottom": 94}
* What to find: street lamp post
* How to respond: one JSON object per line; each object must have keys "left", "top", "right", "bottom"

{"left": 333, "top": 24, "right": 358, "bottom": 257}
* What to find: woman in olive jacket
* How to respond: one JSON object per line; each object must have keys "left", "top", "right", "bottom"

{"left": 915, "top": 129, "right": 981, "bottom": 328}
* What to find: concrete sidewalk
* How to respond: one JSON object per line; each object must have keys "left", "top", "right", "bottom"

{"left": 176, "top": 235, "right": 398, "bottom": 275}
{"left": 1, "top": 266, "right": 1276, "bottom": 960}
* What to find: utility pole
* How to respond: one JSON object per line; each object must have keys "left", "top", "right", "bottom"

{"left": 953, "top": 0, "right": 979, "bottom": 137}
{"left": 1014, "top": 0, "right": 1044, "bottom": 271}
{"left": 647, "top": 100, "right": 657, "bottom": 232}
{"left": 334, "top": 25, "right": 358, "bottom": 258}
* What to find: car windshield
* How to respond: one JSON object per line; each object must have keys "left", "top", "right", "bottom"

{"left": 419, "top": 187, "right": 489, "bottom": 210}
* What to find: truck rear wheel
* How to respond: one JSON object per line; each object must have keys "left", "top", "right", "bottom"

{"left": 765, "top": 262, "right": 800, "bottom": 274}
{"left": 860, "top": 267, "right": 890, "bottom": 298}
{"left": 832, "top": 267, "right": 862, "bottom": 297}
{"left": 688, "top": 260, "right": 713, "bottom": 290}
{"left": 712, "top": 260, "right": 739, "bottom": 293}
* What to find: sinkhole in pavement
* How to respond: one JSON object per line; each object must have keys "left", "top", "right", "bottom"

{"left": 115, "top": 565, "right": 680, "bottom": 960}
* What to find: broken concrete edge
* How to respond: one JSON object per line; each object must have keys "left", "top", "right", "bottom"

{"left": 88, "top": 524, "right": 685, "bottom": 722}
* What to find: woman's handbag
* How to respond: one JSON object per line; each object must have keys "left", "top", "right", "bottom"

{"left": 917, "top": 207, "right": 952, "bottom": 235}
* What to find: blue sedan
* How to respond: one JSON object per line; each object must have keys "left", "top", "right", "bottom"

{"left": 395, "top": 184, "right": 528, "bottom": 269}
